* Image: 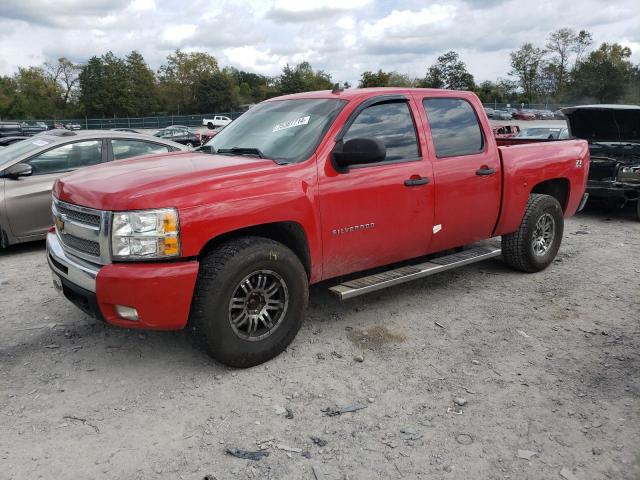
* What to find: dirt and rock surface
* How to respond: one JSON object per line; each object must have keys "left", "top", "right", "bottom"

{"left": 1, "top": 204, "right": 638, "bottom": 480}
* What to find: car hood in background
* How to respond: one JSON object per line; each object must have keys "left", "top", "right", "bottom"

{"left": 561, "top": 105, "right": 640, "bottom": 143}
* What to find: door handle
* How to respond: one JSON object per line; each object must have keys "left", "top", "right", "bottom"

{"left": 404, "top": 176, "right": 430, "bottom": 186}
{"left": 476, "top": 166, "right": 496, "bottom": 176}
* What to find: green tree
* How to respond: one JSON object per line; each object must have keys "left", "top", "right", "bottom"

{"left": 44, "top": 57, "right": 81, "bottom": 112}
{"left": 420, "top": 51, "right": 475, "bottom": 90}
{"left": 195, "top": 70, "right": 239, "bottom": 112}
{"left": 0, "top": 76, "right": 18, "bottom": 119}
{"left": 11, "top": 67, "right": 62, "bottom": 118}
{"left": 358, "top": 69, "right": 392, "bottom": 87}
{"left": 474, "top": 79, "right": 518, "bottom": 103}
{"left": 125, "top": 51, "right": 158, "bottom": 116}
{"left": 157, "top": 50, "right": 219, "bottom": 113}
{"left": 569, "top": 43, "right": 635, "bottom": 102}
{"left": 545, "top": 28, "right": 593, "bottom": 97}
{"left": 277, "top": 62, "right": 332, "bottom": 95}
{"left": 509, "top": 43, "right": 546, "bottom": 102}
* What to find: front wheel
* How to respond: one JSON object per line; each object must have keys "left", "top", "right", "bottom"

{"left": 502, "top": 194, "right": 564, "bottom": 272}
{"left": 189, "top": 237, "right": 308, "bottom": 368}
{"left": 207, "top": 122, "right": 214, "bottom": 129}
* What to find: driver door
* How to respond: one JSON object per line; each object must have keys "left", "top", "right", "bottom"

{"left": 318, "top": 98, "right": 434, "bottom": 279}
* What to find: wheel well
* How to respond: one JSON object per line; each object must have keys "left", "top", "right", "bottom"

{"left": 531, "top": 178, "right": 570, "bottom": 211}
{"left": 199, "top": 222, "right": 312, "bottom": 278}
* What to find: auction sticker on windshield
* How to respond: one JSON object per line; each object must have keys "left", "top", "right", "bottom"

{"left": 273, "top": 116, "right": 310, "bottom": 132}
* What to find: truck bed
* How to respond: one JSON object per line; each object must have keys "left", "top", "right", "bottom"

{"left": 493, "top": 138, "right": 590, "bottom": 236}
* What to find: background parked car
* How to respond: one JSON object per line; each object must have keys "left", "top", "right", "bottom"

{"left": 20, "top": 122, "right": 48, "bottom": 136}
{"left": 553, "top": 109, "right": 566, "bottom": 120}
{"left": 65, "top": 122, "right": 82, "bottom": 130}
{"left": 0, "top": 136, "right": 28, "bottom": 147}
{"left": 534, "top": 110, "right": 555, "bottom": 120}
{"left": 200, "top": 125, "right": 225, "bottom": 143}
{"left": 202, "top": 115, "right": 232, "bottom": 129}
{"left": 513, "top": 109, "right": 536, "bottom": 120}
{"left": 0, "top": 130, "right": 186, "bottom": 247}
{"left": 0, "top": 122, "right": 23, "bottom": 138}
{"left": 111, "top": 128, "right": 142, "bottom": 133}
{"left": 154, "top": 126, "right": 202, "bottom": 148}
{"left": 484, "top": 107, "right": 496, "bottom": 119}
{"left": 493, "top": 110, "right": 514, "bottom": 120}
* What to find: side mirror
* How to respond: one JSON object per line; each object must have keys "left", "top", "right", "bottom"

{"left": 332, "top": 138, "right": 386, "bottom": 171}
{"left": 2, "top": 163, "right": 33, "bottom": 179}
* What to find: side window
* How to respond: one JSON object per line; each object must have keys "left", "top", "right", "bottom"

{"left": 26, "top": 140, "right": 102, "bottom": 175}
{"left": 343, "top": 102, "right": 420, "bottom": 163}
{"left": 423, "top": 98, "right": 484, "bottom": 157}
{"left": 111, "top": 139, "right": 170, "bottom": 160}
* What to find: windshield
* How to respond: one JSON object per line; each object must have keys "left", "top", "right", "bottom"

{"left": 0, "top": 137, "right": 53, "bottom": 168}
{"left": 206, "top": 98, "right": 346, "bottom": 163}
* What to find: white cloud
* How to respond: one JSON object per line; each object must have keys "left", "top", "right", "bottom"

{"left": 161, "top": 24, "right": 197, "bottom": 45}
{"left": 362, "top": 5, "right": 457, "bottom": 43}
{"left": 128, "top": 0, "right": 155, "bottom": 12}
{"left": 0, "top": 0, "right": 638, "bottom": 88}
{"left": 222, "top": 46, "right": 284, "bottom": 73}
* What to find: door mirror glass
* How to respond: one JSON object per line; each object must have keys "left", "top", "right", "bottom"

{"left": 2, "top": 163, "right": 33, "bottom": 179}
{"left": 332, "top": 137, "right": 386, "bottom": 170}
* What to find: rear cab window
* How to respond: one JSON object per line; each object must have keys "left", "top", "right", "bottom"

{"left": 423, "top": 98, "right": 484, "bottom": 158}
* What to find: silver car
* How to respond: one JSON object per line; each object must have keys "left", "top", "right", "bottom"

{"left": 0, "top": 130, "right": 186, "bottom": 247}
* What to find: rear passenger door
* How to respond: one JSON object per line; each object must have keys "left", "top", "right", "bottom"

{"left": 419, "top": 97, "right": 501, "bottom": 252}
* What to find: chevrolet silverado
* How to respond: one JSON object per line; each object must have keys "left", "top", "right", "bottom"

{"left": 47, "top": 88, "right": 590, "bottom": 367}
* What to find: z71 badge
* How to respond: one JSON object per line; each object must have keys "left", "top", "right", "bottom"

{"left": 332, "top": 223, "right": 375, "bottom": 235}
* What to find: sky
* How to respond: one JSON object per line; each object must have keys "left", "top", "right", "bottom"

{"left": 0, "top": 0, "right": 639, "bottom": 85}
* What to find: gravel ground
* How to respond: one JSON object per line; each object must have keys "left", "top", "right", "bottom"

{"left": 1, "top": 204, "right": 638, "bottom": 480}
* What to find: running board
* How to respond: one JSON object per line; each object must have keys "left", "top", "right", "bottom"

{"left": 329, "top": 245, "right": 502, "bottom": 300}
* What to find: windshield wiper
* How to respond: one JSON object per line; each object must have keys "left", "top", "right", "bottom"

{"left": 216, "top": 147, "right": 265, "bottom": 158}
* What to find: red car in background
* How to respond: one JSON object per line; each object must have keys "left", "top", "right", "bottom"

{"left": 513, "top": 110, "right": 536, "bottom": 120}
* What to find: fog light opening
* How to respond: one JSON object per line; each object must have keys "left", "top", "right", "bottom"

{"left": 114, "top": 305, "right": 139, "bottom": 321}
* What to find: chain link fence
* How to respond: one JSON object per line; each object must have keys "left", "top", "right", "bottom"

{"left": 10, "top": 112, "right": 246, "bottom": 130}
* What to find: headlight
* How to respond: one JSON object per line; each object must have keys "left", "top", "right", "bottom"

{"left": 111, "top": 208, "right": 180, "bottom": 260}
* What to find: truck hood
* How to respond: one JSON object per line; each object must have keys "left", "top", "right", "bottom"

{"left": 561, "top": 105, "right": 640, "bottom": 143}
{"left": 54, "top": 151, "right": 278, "bottom": 211}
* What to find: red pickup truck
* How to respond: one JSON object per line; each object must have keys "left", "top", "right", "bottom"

{"left": 48, "top": 88, "right": 589, "bottom": 367}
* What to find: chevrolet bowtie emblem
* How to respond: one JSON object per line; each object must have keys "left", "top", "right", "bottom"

{"left": 55, "top": 216, "right": 64, "bottom": 232}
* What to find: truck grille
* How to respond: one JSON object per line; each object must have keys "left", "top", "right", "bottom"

{"left": 55, "top": 203, "right": 101, "bottom": 227}
{"left": 61, "top": 235, "right": 101, "bottom": 257}
{"left": 52, "top": 198, "right": 111, "bottom": 265}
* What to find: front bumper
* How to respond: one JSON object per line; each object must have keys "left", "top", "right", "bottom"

{"left": 47, "top": 231, "right": 200, "bottom": 330}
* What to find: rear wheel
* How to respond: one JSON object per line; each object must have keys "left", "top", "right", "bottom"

{"left": 502, "top": 194, "right": 564, "bottom": 272}
{"left": 189, "top": 236, "right": 308, "bottom": 368}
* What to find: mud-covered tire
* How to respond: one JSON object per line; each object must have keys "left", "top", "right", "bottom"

{"left": 189, "top": 236, "right": 308, "bottom": 368}
{"left": 502, "top": 194, "right": 564, "bottom": 273}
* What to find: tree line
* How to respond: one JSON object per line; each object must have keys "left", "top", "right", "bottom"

{"left": 0, "top": 27, "right": 638, "bottom": 120}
